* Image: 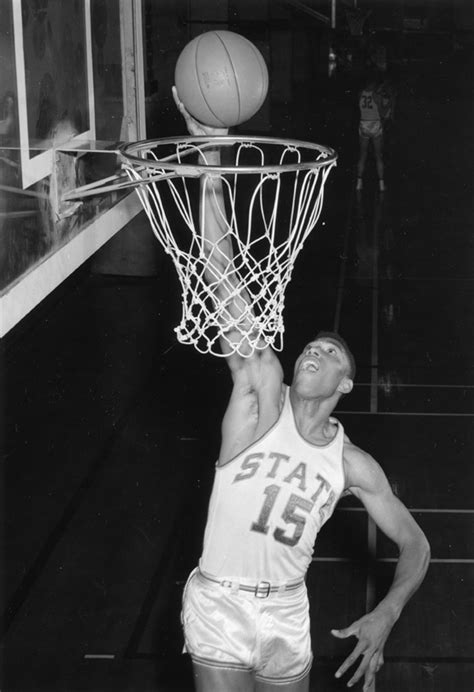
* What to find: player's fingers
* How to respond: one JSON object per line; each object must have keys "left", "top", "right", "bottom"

{"left": 361, "top": 651, "right": 381, "bottom": 690}
{"left": 171, "top": 85, "right": 181, "bottom": 107}
{"left": 331, "top": 622, "right": 359, "bottom": 639}
{"left": 346, "top": 650, "right": 374, "bottom": 688}
{"left": 334, "top": 640, "right": 365, "bottom": 679}
{"left": 171, "top": 86, "right": 192, "bottom": 120}
{"left": 363, "top": 677, "right": 376, "bottom": 692}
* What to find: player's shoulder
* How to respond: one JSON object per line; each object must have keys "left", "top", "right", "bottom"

{"left": 343, "top": 437, "right": 371, "bottom": 467}
{"left": 342, "top": 438, "right": 387, "bottom": 493}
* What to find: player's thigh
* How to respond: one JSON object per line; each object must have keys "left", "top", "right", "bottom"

{"left": 256, "top": 671, "right": 310, "bottom": 692}
{"left": 373, "top": 134, "right": 384, "bottom": 157}
{"left": 358, "top": 135, "right": 369, "bottom": 157}
{"left": 193, "top": 662, "right": 255, "bottom": 692}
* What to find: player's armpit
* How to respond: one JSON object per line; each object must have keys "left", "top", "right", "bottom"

{"left": 219, "top": 346, "right": 283, "bottom": 464}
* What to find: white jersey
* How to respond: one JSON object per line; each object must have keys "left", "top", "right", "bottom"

{"left": 359, "top": 88, "right": 381, "bottom": 121}
{"left": 199, "top": 386, "right": 346, "bottom": 583}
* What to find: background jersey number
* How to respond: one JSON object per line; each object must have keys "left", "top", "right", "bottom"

{"left": 250, "top": 484, "right": 313, "bottom": 547}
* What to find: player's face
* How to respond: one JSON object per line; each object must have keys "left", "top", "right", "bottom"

{"left": 292, "top": 338, "right": 352, "bottom": 398}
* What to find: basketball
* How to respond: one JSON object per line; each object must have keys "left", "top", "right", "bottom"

{"left": 174, "top": 30, "right": 269, "bottom": 128}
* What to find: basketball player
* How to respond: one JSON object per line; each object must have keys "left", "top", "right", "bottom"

{"left": 0, "top": 92, "right": 15, "bottom": 137}
{"left": 172, "top": 87, "right": 430, "bottom": 692}
{"left": 356, "top": 72, "right": 392, "bottom": 192}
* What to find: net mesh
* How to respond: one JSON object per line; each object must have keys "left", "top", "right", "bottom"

{"left": 345, "top": 8, "right": 370, "bottom": 37}
{"left": 120, "top": 136, "right": 336, "bottom": 357}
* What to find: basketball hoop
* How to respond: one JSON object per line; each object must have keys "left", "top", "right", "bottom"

{"left": 119, "top": 135, "right": 337, "bottom": 357}
{"left": 345, "top": 8, "right": 371, "bottom": 37}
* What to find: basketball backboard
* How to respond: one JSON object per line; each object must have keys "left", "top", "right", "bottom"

{"left": 11, "top": 0, "right": 96, "bottom": 189}
{"left": 0, "top": 0, "right": 146, "bottom": 337}
{"left": 284, "top": 0, "right": 336, "bottom": 28}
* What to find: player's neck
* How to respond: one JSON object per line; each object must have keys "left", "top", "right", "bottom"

{"left": 289, "top": 388, "right": 337, "bottom": 444}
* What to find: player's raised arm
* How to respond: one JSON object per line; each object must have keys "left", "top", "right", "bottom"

{"left": 172, "top": 87, "right": 284, "bottom": 463}
{"left": 172, "top": 86, "right": 280, "bottom": 361}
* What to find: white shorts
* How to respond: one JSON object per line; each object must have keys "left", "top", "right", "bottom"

{"left": 359, "top": 120, "right": 383, "bottom": 139}
{"left": 181, "top": 568, "right": 312, "bottom": 686}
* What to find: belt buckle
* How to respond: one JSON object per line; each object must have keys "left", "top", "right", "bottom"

{"left": 255, "top": 580, "right": 271, "bottom": 598}
{"left": 220, "top": 579, "right": 233, "bottom": 589}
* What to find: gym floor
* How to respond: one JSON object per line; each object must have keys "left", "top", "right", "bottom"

{"left": 2, "top": 41, "right": 473, "bottom": 692}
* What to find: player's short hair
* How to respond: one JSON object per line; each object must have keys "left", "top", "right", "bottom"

{"left": 315, "top": 331, "right": 356, "bottom": 381}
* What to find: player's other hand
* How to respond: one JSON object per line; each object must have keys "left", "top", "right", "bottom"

{"left": 331, "top": 606, "right": 396, "bottom": 690}
{"left": 172, "top": 86, "right": 228, "bottom": 137}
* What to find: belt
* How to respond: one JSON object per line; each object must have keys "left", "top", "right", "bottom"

{"left": 197, "top": 569, "right": 304, "bottom": 599}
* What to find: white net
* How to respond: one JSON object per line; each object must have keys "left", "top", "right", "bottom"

{"left": 345, "top": 8, "right": 370, "bottom": 37}
{"left": 120, "top": 136, "right": 336, "bottom": 357}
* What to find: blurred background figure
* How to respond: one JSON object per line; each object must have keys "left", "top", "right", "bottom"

{"left": 355, "top": 70, "right": 393, "bottom": 192}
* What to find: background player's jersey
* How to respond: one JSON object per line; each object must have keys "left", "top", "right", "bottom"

{"left": 199, "top": 386, "right": 345, "bottom": 582}
{"left": 359, "top": 88, "right": 381, "bottom": 121}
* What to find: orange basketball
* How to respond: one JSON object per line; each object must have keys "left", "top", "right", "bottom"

{"left": 174, "top": 31, "right": 269, "bottom": 128}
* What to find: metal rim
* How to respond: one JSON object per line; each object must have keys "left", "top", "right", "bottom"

{"left": 119, "top": 135, "right": 337, "bottom": 176}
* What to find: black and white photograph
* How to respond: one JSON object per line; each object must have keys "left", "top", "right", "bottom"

{"left": 1, "top": 1, "right": 473, "bottom": 690}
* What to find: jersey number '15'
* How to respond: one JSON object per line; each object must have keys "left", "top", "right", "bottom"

{"left": 251, "top": 484, "right": 313, "bottom": 547}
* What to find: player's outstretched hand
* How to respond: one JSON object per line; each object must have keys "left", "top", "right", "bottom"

{"left": 172, "top": 86, "right": 228, "bottom": 137}
{"left": 331, "top": 606, "right": 396, "bottom": 690}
